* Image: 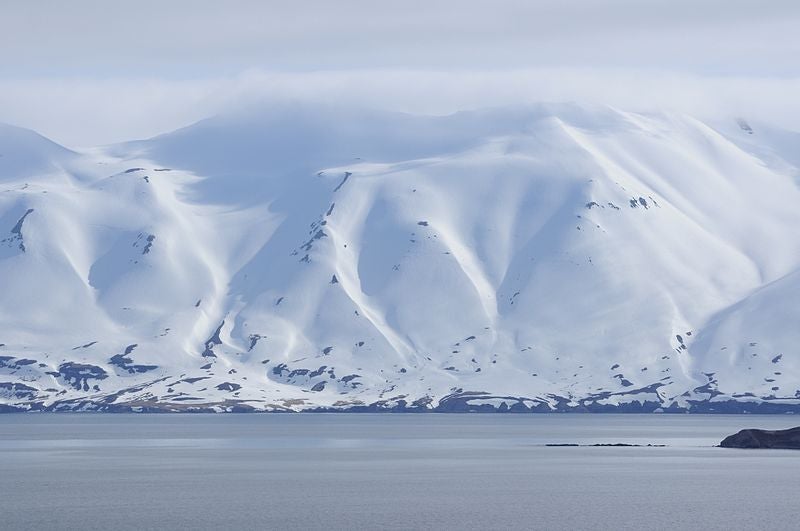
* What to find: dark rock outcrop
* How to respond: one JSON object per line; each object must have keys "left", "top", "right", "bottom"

{"left": 109, "top": 344, "right": 157, "bottom": 374}
{"left": 720, "top": 427, "right": 800, "bottom": 449}
{"left": 56, "top": 362, "right": 108, "bottom": 391}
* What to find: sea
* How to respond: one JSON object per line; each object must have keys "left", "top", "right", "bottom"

{"left": 1, "top": 413, "right": 798, "bottom": 530}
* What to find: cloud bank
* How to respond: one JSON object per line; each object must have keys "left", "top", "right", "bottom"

{"left": 1, "top": 70, "right": 799, "bottom": 148}
{"left": 0, "top": 1, "right": 798, "bottom": 146}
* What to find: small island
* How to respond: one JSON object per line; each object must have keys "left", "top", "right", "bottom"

{"left": 720, "top": 427, "right": 800, "bottom": 449}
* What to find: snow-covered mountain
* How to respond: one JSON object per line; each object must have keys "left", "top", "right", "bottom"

{"left": 2, "top": 103, "right": 799, "bottom": 412}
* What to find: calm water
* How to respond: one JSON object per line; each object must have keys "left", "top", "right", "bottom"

{"left": 1, "top": 414, "right": 798, "bottom": 530}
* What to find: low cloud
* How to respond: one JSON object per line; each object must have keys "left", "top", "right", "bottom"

{"left": 1, "top": 69, "right": 799, "bottom": 148}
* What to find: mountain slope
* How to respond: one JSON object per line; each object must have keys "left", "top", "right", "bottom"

{"left": 1, "top": 104, "right": 799, "bottom": 412}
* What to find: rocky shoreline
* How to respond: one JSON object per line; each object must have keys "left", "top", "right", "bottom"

{"left": 3, "top": 394, "right": 800, "bottom": 414}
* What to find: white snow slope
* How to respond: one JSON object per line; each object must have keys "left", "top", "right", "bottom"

{"left": 1, "top": 103, "right": 799, "bottom": 412}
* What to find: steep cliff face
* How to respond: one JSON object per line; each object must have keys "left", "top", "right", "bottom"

{"left": 1, "top": 104, "right": 799, "bottom": 412}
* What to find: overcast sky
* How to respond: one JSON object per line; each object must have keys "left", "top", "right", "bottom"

{"left": 1, "top": 0, "right": 799, "bottom": 146}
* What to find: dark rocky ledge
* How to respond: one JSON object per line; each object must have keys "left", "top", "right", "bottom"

{"left": 545, "top": 443, "right": 666, "bottom": 447}
{"left": 720, "top": 427, "right": 800, "bottom": 449}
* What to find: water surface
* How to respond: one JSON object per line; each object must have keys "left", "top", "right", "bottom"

{"left": 1, "top": 414, "right": 798, "bottom": 530}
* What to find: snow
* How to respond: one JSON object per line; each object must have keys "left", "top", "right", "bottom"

{"left": 1, "top": 102, "right": 799, "bottom": 411}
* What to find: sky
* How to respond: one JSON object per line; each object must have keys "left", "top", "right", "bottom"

{"left": 1, "top": 0, "right": 799, "bottom": 146}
